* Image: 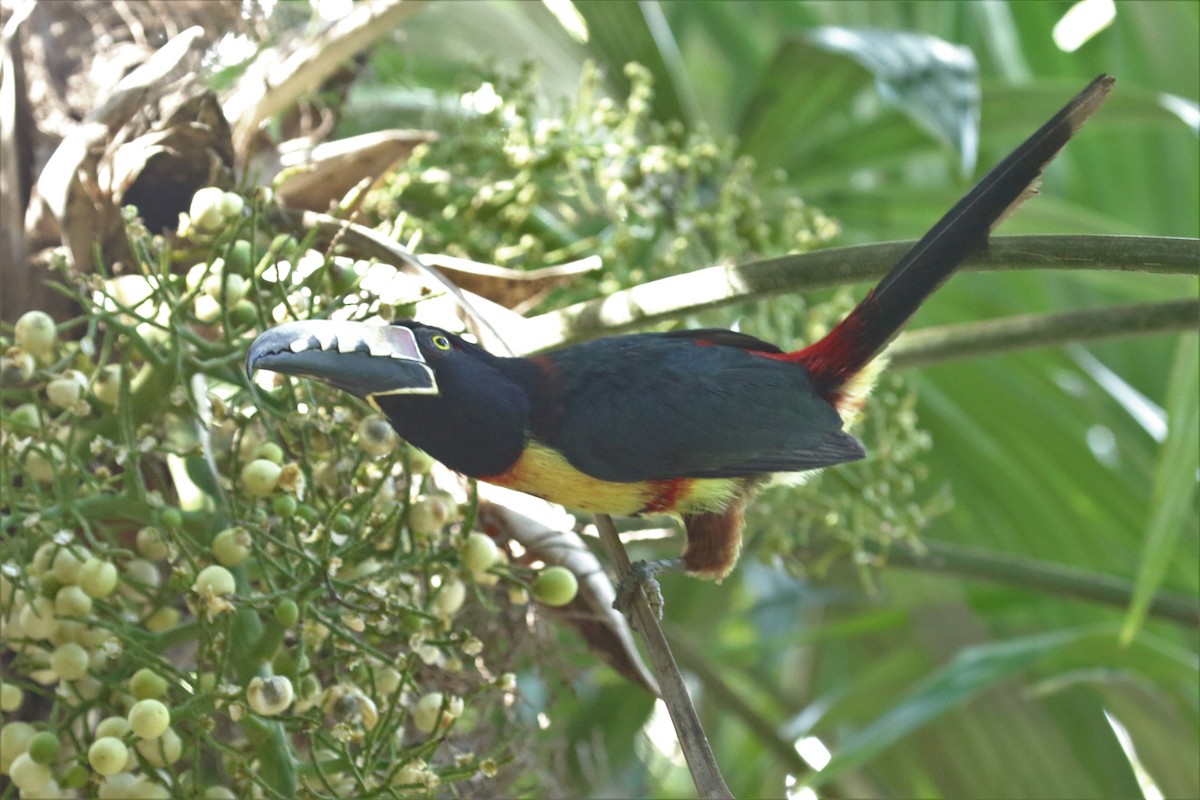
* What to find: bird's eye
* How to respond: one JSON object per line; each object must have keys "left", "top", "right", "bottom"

{"left": 431, "top": 334, "right": 451, "bottom": 351}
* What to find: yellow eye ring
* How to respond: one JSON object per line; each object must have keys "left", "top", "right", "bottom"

{"left": 431, "top": 334, "right": 451, "bottom": 351}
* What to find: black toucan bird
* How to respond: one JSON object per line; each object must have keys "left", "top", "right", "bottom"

{"left": 248, "top": 76, "right": 1113, "bottom": 581}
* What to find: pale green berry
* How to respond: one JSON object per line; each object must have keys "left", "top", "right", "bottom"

{"left": 45, "top": 372, "right": 86, "bottom": 408}
{"left": 375, "top": 667, "right": 403, "bottom": 697}
{"left": 240, "top": 459, "right": 282, "bottom": 497}
{"left": 411, "top": 691, "right": 462, "bottom": 735}
{"left": 135, "top": 528, "right": 171, "bottom": 561}
{"left": 0, "top": 682, "right": 23, "bottom": 712}
{"left": 297, "top": 675, "right": 321, "bottom": 710}
{"left": 50, "top": 642, "right": 89, "bottom": 681}
{"left": 7, "top": 752, "right": 52, "bottom": 791}
{"left": 68, "top": 675, "right": 103, "bottom": 703}
{"left": 31, "top": 542, "right": 57, "bottom": 575}
{"left": 98, "top": 773, "right": 139, "bottom": 800}
{"left": 272, "top": 493, "right": 298, "bottom": 518}
{"left": 219, "top": 190, "right": 245, "bottom": 219}
{"left": 460, "top": 533, "right": 499, "bottom": 575}
{"left": 432, "top": 577, "right": 466, "bottom": 619}
{"left": 51, "top": 548, "right": 86, "bottom": 585}
{"left": 246, "top": 676, "right": 294, "bottom": 716}
{"left": 8, "top": 402, "right": 41, "bottom": 432}
{"left": 121, "top": 559, "right": 160, "bottom": 599}
{"left": 91, "top": 365, "right": 121, "bottom": 406}
{"left": 192, "top": 565, "right": 235, "bottom": 597}
{"left": 135, "top": 726, "right": 181, "bottom": 766}
{"left": 23, "top": 447, "right": 57, "bottom": 484}
{"left": 189, "top": 187, "right": 231, "bottom": 233}
{"left": 128, "top": 699, "right": 170, "bottom": 739}
{"left": 408, "top": 495, "right": 451, "bottom": 536}
{"left": 1, "top": 351, "right": 36, "bottom": 385}
{"left": 145, "top": 606, "right": 180, "bottom": 633}
{"left": 532, "top": 566, "right": 578, "bottom": 607}
{"left": 203, "top": 272, "right": 248, "bottom": 304}
{"left": 254, "top": 442, "right": 284, "bottom": 465}
{"left": 129, "top": 668, "right": 168, "bottom": 700}
{"left": 25, "top": 731, "right": 59, "bottom": 765}
{"left": 1, "top": 721, "right": 35, "bottom": 773}
{"left": 62, "top": 763, "right": 88, "bottom": 789}
{"left": 14, "top": 311, "right": 56, "bottom": 358}
{"left": 404, "top": 444, "right": 435, "bottom": 475}
{"left": 194, "top": 293, "right": 222, "bottom": 323}
{"left": 212, "top": 527, "right": 251, "bottom": 567}
{"left": 88, "top": 737, "right": 128, "bottom": 776}
{"left": 54, "top": 585, "right": 92, "bottom": 618}
{"left": 204, "top": 787, "right": 237, "bottom": 799}
{"left": 77, "top": 559, "right": 118, "bottom": 598}
{"left": 130, "top": 779, "right": 173, "bottom": 799}
{"left": 19, "top": 596, "right": 57, "bottom": 640}
{"left": 357, "top": 415, "right": 398, "bottom": 458}
{"left": 271, "top": 600, "right": 298, "bottom": 629}
{"left": 225, "top": 238, "right": 254, "bottom": 275}
{"left": 94, "top": 717, "right": 130, "bottom": 740}
{"left": 49, "top": 619, "right": 84, "bottom": 647}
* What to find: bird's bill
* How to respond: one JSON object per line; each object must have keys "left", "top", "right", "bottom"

{"left": 246, "top": 320, "right": 438, "bottom": 399}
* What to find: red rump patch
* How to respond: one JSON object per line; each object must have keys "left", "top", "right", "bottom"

{"left": 793, "top": 314, "right": 866, "bottom": 380}
{"left": 644, "top": 478, "right": 694, "bottom": 514}
{"left": 758, "top": 300, "right": 873, "bottom": 392}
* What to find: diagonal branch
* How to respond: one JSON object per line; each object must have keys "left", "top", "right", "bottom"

{"left": 522, "top": 234, "right": 1199, "bottom": 350}
{"left": 887, "top": 298, "right": 1199, "bottom": 370}
{"left": 869, "top": 537, "right": 1200, "bottom": 626}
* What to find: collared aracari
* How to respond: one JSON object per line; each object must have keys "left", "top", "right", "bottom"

{"left": 247, "top": 76, "right": 1113, "bottom": 582}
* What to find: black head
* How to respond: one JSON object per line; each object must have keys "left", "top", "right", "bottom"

{"left": 247, "top": 320, "right": 532, "bottom": 477}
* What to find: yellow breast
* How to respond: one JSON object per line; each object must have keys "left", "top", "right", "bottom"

{"left": 482, "top": 441, "right": 739, "bottom": 517}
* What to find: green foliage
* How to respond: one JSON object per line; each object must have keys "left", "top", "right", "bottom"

{"left": 0, "top": 195, "right": 533, "bottom": 798}
{"left": 365, "top": 62, "right": 836, "bottom": 302}
{"left": 361, "top": 2, "right": 1197, "bottom": 798}
{"left": 4, "top": 2, "right": 1196, "bottom": 798}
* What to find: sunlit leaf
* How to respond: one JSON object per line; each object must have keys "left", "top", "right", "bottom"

{"left": 1122, "top": 333, "right": 1200, "bottom": 643}
{"left": 803, "top": 627, "right": 1120, "bottom": 790}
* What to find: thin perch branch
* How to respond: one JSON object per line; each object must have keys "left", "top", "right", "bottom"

{"left": 592, "top": 513, "right": 734, "bottom": 799}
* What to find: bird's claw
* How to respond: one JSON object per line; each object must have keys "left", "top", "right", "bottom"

{"left": 613, "top": 558, "right": 683, "bottom": 622}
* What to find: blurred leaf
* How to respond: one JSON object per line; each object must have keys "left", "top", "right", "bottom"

{"left": 736, "top": 34, "right": 874, "bottom": 173}
{"left": 805, "top": 27, "right": 980, "bottom": 172}
{"left": 571, "top": 0, "right": 696, "bottom": 124}
{"left": 804, "top": 627, "right": 1127, "bottom": 790}
{"left": 1122, "top": 333, "right": 1200, "bottom": 643}
{"left": 738, "top": 27, "right": 979, "bottom": 177}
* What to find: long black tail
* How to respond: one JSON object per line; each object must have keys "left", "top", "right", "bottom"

{"left": 793, "top": 74, "right": 1114, "bottom": 391}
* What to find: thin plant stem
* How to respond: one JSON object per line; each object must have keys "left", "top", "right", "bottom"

{"left": 593, "top": 513, "right": 734, "bottom": 800}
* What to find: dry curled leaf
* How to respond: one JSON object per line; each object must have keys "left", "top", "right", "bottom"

{"left": 26, "top": 25, "right": 233, "bottom": 271}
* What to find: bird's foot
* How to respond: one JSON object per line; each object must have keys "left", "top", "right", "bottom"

{"left": 613, "top": 558, "right": 684, "bottom": 621}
